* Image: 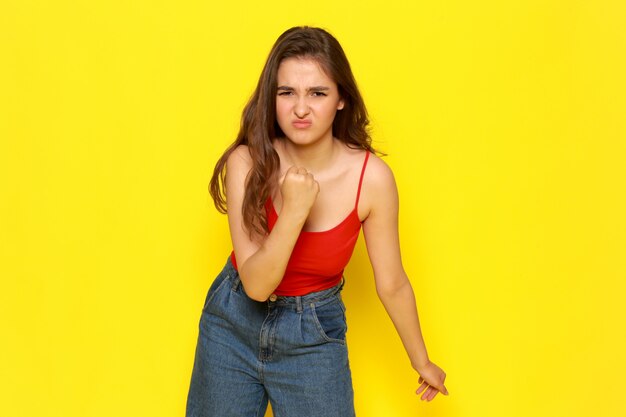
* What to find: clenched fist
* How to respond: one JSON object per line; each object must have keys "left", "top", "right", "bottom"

{"left": 278, "top": 166, "right": 320, "bottom": 221}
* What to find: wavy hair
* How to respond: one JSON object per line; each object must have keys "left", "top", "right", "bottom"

{"left": 209, "top": 26, "right": 381, "bottom": 237}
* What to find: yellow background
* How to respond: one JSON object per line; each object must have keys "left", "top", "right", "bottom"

{"left": 2, "top": 1, "right": 625, "bottom": 416}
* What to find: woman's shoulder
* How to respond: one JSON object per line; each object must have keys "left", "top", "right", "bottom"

{"left": 351, "top": 149, "right": 396, "bottom": 213}
{"left": 336, "top": 143, "right": 394, "bottom": 182}
{"left": 226, "top": 144, "right": 253, "bottom": 170}
{"left": 364, "top": 152, "right": 395, "bottom": 187}
{"left": 344, "top": 147, "right": 397, "bottom": 221}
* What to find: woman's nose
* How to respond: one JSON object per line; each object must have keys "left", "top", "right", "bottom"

{"left": 294, "top": 97, "right": 310, "bottom": 118}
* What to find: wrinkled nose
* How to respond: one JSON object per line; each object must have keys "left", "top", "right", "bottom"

{"left": 294, "top": 98, "right": 310, "bottom": 118}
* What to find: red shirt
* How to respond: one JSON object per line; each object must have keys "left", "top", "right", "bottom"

{"left": 231, "top": 151, "right": 370, "bottom": 296}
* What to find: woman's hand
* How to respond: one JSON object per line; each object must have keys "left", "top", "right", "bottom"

{"left": 415, "top": 360, "right": 448, "bottom": 401}
{"left": 279, "top": 166, "right": 319, "bottom": 220}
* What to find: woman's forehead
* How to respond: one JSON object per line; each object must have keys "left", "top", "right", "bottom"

{"left": 277, "top": 57, "right": 335, "bottom": 85}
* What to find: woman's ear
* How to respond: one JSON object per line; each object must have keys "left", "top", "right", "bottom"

{"left": 337, "top": 98, "right": 345, "bottom": 110}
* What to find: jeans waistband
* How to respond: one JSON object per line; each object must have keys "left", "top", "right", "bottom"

{"left": 272, "top": 277, "right": 345, "bottom": 306}
{"left": 223, "top": 256, "right": 344, "bottom": 310}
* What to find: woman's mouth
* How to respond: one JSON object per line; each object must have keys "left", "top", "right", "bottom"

{"left": 292, "top": 120, "right": 312, "bottom": 129}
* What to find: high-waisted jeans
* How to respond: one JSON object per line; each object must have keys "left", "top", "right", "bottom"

{"left": 185, "top": 257, "right": 355, "bottom": 417}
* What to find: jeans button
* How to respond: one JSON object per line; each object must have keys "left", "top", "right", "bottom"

{"left": 268, "top": 294, "right": 278, "bottom": 302}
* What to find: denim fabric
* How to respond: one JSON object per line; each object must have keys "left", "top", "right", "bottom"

{"left": 186, "top": 257, "right": 355, "bottom": 417}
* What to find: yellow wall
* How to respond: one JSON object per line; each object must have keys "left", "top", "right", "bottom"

{"left": 2, "top": 1, "right": 625, "bottom": 416}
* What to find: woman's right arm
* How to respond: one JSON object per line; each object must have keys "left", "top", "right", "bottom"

{"left": 225, "top": 145, "right": 318, "bottom": 301}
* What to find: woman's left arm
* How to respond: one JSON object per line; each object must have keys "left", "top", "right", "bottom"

{"left": 360, "top": 156, "right": 449, "bottom": 401}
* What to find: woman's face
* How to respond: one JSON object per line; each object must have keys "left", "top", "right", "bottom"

{"left": 275, "top": 57, "right": 344, "bottom": 147}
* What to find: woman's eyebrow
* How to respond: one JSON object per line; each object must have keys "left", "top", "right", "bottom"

{"left": 277, "top": 86, "right": 330, "bottom": 91}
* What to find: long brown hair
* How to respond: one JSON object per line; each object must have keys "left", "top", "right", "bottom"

{"left": 210, "top": 26, "right": 381, "bottom": 237}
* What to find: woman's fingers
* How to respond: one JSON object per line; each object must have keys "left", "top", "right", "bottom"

{"left": 419, "top": 385, "right": 437, "bottom": 401}
{"left": 425, "top": 386, "right": 439, "bottom": 401}
{"left": 416, "top": 361, "right": 449, "bottom": 401}
{"left": 416, "top": 381, "right": 428, "bottom": 395}
{"left": 286, "top": 166, "right": 299, "bottom": 174}
{"left": 284, "top": 166, "right": 314, "bottom": 180}
{"left": 280, "top": 166, "right": 319, "bottom": 216}
{"left": 416, "top": 377, "right": 448, "bottom": 401}
{"left": 432, "top": 381, "right": 448, "bottom": 396}
{"left": 426, "top": 380, "right": 446, "bottom": 395}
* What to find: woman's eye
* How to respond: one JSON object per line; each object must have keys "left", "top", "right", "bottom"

{"left": 277, "top": 91, "right": 326, "bottom": 97}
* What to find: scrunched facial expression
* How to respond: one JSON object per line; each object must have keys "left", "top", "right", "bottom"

{"left": 275, "top": 57, "right": 345, "bottom": 146}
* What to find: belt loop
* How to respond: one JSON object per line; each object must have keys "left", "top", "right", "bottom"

{"left": 337, "top": 276, "right": 345, "bottom": 293}
{"left": 296, "top": 295, "right": 303, "bottom": 313}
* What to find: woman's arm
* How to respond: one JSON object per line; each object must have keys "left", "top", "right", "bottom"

{"left": 225, "top": 145, "right": 318, "bottom": 301}
{"left": 360, "top": 156, "right": 448, "bottom": 401}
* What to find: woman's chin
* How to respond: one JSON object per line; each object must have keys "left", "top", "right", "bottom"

{"left": 283, "top": 131, "right": 333, "bottom": 147}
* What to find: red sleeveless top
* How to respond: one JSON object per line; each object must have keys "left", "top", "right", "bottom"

{"left": 230, "top": 151, "right": 370, "bottom": 296}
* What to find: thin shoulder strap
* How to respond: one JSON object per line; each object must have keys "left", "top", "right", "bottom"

{"left": 355, "top": 151, "right": 370, "bottom": 209}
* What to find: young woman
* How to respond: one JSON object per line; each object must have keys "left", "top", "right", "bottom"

{"left": 186, "top": 26, "right": 448, "bottom": 417}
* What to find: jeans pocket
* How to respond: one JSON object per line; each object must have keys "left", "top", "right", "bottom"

{"left": 201, "top": 271, "right": 230, "bottom": 313}
{"left": 311, "top": 298, "right": 347, "bottom": 344}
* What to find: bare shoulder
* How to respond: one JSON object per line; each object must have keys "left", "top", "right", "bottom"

{"left": 226, "top": 145, "right": 252, "bottom": 183}
{"left": 225, "top": 145, "right": 253, "bottom": 201}
{"left": 227, "top": 144, "right": 253, "bottom": 169}
{"left": 363, "top": 152, "right": 397, "bottom": 190}
{"left": 358, "top": 152, "right": 398, "bottom": 220}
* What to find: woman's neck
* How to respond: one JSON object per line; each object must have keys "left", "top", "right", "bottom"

{"left": 278, "top": 137, "right": 341, "bottom": 176}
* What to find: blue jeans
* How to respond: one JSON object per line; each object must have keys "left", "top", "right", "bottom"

{"left": 186, "top": 257, "right": 355, "bottom": 417}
